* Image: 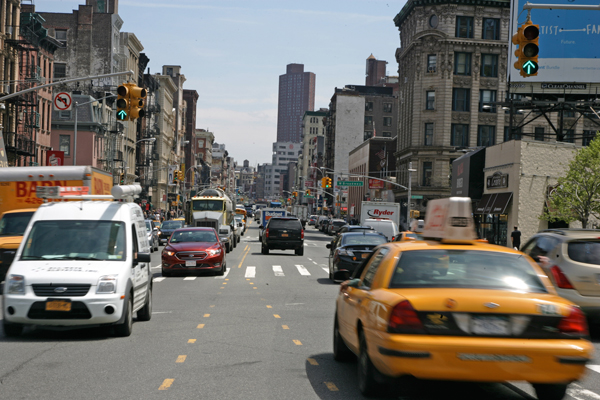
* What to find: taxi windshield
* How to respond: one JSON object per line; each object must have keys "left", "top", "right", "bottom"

{"left": 161, "top": 220, "right": 184, "bottom": 230}
{"left": 21, "top": 220, "right": 127, "bottom": 261}
{"left": 389, "top": 250, "right": 547, "bottom": 293}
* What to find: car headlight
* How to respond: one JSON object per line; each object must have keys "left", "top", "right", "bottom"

{"left": 207, "top": 248, "right": 222, "bottom": 256}
{"left": 97, "top": 275, "right": 118, "bottom": 294}
{"left": 338, "top": 249, "right": 355, "bottom": 257}
{"left": 163, "top": 250, "right": 175, "bottom": 256}
{"left": 7, "top": 275, "right": 25, "bottom": 295}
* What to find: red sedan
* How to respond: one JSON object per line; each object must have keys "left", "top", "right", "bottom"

{"left": 161, "top": 228, "right": 226, "bottom": 277}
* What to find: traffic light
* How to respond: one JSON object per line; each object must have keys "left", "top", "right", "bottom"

{"left": 116, "top": 84, "right": 130, "bottom": 121}
{"left": 321, "top": 177, "right": 327, "bottom": 188}
{"left": 306, "top": 189, "right": 311, "bottom": 195}
{"left": 512, "top": 20, "right": 539, "bottom": 77}
{"left": 293, "top": 191, "right": 298, "bottom": 197}
{"left": 173, "top": 172, "right": 178, "bottom": 183}
{"left": 129, "top": 85, "right": 147, "bottom": 120}
{"left": 324, "top": 177, "right": 332, "bottom": 189}
{"left": 119, "top": 172, "right": 125, "bottom": 185}
{"left": 178, "top": 170, "right": 184, "bottom": 181}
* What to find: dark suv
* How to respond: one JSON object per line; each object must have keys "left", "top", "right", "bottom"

{"left": 260, "top": 217, "right": 304, "bottom": 256}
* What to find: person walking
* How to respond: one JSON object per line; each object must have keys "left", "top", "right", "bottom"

{"left": 511, "top": 226, "right": 521, "bottom": 250}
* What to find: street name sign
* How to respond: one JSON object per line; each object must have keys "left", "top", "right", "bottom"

{"left": 337, "top": 180, "right": 364, "bottom": 187}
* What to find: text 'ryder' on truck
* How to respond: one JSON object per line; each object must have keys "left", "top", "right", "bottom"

{"left": 0, "top": 166, "right": 113, "bottom": 281}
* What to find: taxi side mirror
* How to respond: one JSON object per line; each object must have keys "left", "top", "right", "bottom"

{"left": 344, "top": 277, "right": 361, "bottom": 288}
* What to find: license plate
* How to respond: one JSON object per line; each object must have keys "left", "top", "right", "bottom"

{"left": 457, "top": 353, "right": 531, "bottom": 363}
{"left": 186, "top": 260, "right": 196, "bottom": 267}
{"left": 45, "top": 300, "right": 71, "bottom": 312}
{"left": 471, "top": 316, "right": 509, "bottom": 335}
{"left": 281, "top": 233, "right": 289, "bottom": 237}
{"left": 362, "top": 253, "right": 369, "bottom": 258}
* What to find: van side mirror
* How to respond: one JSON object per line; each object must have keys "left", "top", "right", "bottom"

{"left": 134, "top": 252, "right": 151, "bottom": 267}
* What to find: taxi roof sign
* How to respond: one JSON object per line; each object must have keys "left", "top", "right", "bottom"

{"left": 422, "top": 197, "right": 476, "bottom": 243}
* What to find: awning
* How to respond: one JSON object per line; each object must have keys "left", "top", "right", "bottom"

{"left": 475, "top": 192, "right": 513, "bottom": 214}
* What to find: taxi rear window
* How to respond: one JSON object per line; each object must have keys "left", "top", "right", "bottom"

{"left": 389, "top": 250, "right": 547, "bottom": 293}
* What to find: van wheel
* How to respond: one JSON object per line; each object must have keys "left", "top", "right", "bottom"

{"left": 233, "top": 238, "right": 237, "bottom": 248}
{"left": 295, "top": 247, "right": 304, "bottom": 256}
{"left": 226, "top": 243, "right": 231, "bottom": 253}
{"left": 262, "top": 245, "right": 269, "bottom": 255}
{"left": 3, "top": 320, "right": 23, "bottom": 337}
{"left": 137, "top": 286, "right": 152, "bottom": 321}
{"left": 532, "top": 384, "right": 568, "bottom": 400}
{"left": 114, "top": 297, "right": 133, "bottom": 337}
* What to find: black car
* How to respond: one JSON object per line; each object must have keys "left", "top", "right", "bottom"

{"left": 158, "top": 219, "right": 185, "bottom": 245}
{"left": 327, "top": 232, "right": 387, "bottom": 281}
{"left": 260, "top": 217, "right": 304, "bottom": 256}
{"left": 335, "top": 224, "right": 375, "bottom": 236}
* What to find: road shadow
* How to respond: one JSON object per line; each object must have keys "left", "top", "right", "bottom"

{"left": 304, "top": 352, "right": 534, "bottom": 400}
{"left": 0, "top": 323, "right": 113, "bottom": 343}
{"left": 316, "top": 278, "right": 337, "bottom": 286}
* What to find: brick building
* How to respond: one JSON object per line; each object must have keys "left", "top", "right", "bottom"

{"left": 276, "top": 63, "right": 315, "bottom": 143}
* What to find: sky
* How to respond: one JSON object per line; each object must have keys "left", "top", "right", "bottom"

{"left": 42, "top": 0, "right": 405, "bottom": 166}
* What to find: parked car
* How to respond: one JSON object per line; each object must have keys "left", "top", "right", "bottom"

{"left": 327, "top": 232, "right": 387, "bottom": 281}
{"left": 260, "top": 217, "right": 304, "bottom": 256}
{"left": 145, "top": 219, "right": 159, "bottom": 252}
{"left": 363, "top": 218, "right": 400, "bottom": 241}
{"left": 327, "top": 219, "right": 346, "bottom": 235}
{"left": 161, "top": 227, "right": 225, "bottom": 277}
{"left": 308, "top": 215, "right": 317, "bottom": 226}
{"left": 521, "top": 228, "right": 600, "bottom": 323}
{"left": 158, "top": 219, "right": 185, "bottom": 245}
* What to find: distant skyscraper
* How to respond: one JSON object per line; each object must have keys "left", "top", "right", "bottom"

{"left": 276, "top": 64, "right": 315, "bottom": 143}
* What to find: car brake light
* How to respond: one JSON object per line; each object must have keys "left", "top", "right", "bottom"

{"left": 301, "top": 229, "right": 304, "bottom": 239}
{"left": 392, "top": 236, "right": 395, "bottom": 241}
{"left": 550, "top": 265, "right": 575, "bottom": 289}
{"left": 388, "top": 300, "right": 424, "bottom": 333}
{"left": 558, "top": 306, "right": 588, "bottom": 336}
{"left": 265, "top": 229, "right": 269, "bottom": 238}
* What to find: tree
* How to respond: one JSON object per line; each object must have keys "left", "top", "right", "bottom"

{"left": 541, "top": 134, "right": 600, "bottom": 228}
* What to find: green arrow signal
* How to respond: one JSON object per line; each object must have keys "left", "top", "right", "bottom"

{"left": 117, "top": 110, "right": 128, "bottom": 120}
{"left": 522, "top": 60, "right": 538, "bottom": 75}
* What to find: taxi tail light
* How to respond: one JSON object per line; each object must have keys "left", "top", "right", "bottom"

{"left": 388, "top": 300, "right": 425, "bottom": 333}
{"left": 558, "top": 306, "right": 588, "bottom": 336}
{"left": 550, "top": 265, "right": 575, "bottom": 289}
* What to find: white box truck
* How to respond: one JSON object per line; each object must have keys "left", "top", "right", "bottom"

{"left": 360, "top": 201, "right": 401, "bottom": 227}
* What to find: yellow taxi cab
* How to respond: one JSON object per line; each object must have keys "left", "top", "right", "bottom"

{"left": 333, "top": 197, "right": 593, "bottom": 400}
{"left": 394, "top": 231, "right": 420, "bottom": 242}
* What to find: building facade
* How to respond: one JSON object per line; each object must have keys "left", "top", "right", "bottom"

{"left": 276, "top": 63, "right": 315, "bottom": 143}
{"left": 296, "top": 110, "right": 326, "bottom": 196}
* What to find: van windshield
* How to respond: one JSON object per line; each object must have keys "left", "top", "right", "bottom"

{"left": 21, "top": 220, "right": 127, "bottom": 261}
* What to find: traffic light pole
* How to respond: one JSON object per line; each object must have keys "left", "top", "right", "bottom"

{"left": 523, "top": 2, "right": 600, "bottom": 10}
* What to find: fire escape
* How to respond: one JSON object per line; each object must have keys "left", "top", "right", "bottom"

{"left": 4, "top": 12, "right": 45, "bottom": 165}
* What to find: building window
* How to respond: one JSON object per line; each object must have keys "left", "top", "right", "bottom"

{"left": 479, "top": 90, "right": 497, "bottom": 112}
{"left": 482, "top": 18, "right": 500, "bottom": 40}
{"left": 583, "top": 130, "right": 596, "bottom": 146}
{"left": 454, "top": 52, "right": 471, "bottom": 75}
{"left": 504, "top": 126, "right": 522, "bottom": 141}
{"left": 451, "top": 124, "right": 469, "bottom": 147}
{"left": 427, "top": 54, "right": 437, "bottom": 73}
{"left": 383, "top": 103, "right": 392, "bottom": 113}
{"left": 456, "top": 16, "right": 474, "bottom": 38}
{"left": 426, "top": 91, "right": 435, "bottom": 110}
{"left": 383, "top": 117, "right": 392, "bottom": 127}
{"left": 382, "top": 132, "right": 392, "bottom": 137}
{"left": 55, "top": 29, "right": 67, "bottom": 43}
{"left": 365, "top": 102, "right": 373, "bottom": 112}
{"left": 452, "top": 88, "right": 470, "bottom": 112}
{"left": 364, "top": 116, "right": 373, "bottom": 126}
{"left": 54, "top": 63, "right": 66, "bottom": 79}
{"left": 424, "top": 123, "right": 434, "bottom": 146}
{"left": 422, "top": 162, "right": 433, "bottom": 186}
{"left": 535, "top": 127, "right": 545, "bottom": 141}
{"left": 481, "top": 54, "right": 498, "bottom": 77}
{"left": 364, "top": 131, "right": 373, "bottom": 140}
{"left": 563, "top": 129, "right": 575, "bottom": 143}
{"left": 59, "top": 135, "right": 70, "bottom": 155}
{"left": 477, "top": 125, "right": 496, "bottom": 146}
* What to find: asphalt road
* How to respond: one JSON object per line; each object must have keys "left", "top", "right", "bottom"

{"left": 1, "top": 222, "right": 600, "bottom": 400}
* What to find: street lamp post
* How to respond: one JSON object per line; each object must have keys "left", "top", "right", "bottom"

{"left": 407, "top": 162, "right": 417, "bottom": 228}
{"left": 73, "top": 94, "right": 116, "bottom": 166}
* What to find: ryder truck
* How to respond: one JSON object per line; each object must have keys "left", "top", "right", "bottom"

{"left": 0, "top": 166, "right": 113, "bottom": 280}
{"left": 359, "top": 201, "right": 401, "bottom": 227}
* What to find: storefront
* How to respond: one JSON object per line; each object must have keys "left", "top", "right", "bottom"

{"left": 475, "top": 190, "right": 512, "bottom": 246}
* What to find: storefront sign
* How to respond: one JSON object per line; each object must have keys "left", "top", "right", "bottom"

{"left": 487, "top": 172, "right": 509, "bottom": 189}
{"left": 368, "top": 179, "right": 384, "bottom": 189}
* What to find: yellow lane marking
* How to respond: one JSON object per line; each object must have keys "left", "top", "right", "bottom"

{"left": 293, "top": 340, "right": 302, "bottom": 345}
{"left": 282, "top": 325, "right": 289, "bottom": 330}
{"left": 158, "top": 379, "right": 174, "bottom": 390}
{"left": 244, "top": 245, "right": 249, "bottom": 251}
{"left": 266, "top": 305, "right": 272, "bottom": 308}
{"left": 210, "top": 305, "right": 215, "bottom": 308}
{"left": 218, "top": 292, "right": 222, "bottom": 294}
{"left": 176, "top": 355, "right": 186, "bottom": 363}
{"left": 253, "top": 287, "right": 257, "bottom": 289}
{"left": 197, "top": 324, "right": 205, "bottom": 329}
{"left": 325, "top": 382, "right": 339, "bottom": 391}
{"left": 220, "top": 287, "right": 225, "bottom": 289}
{"left": 307, "top": 358, "right": 318, "bottom": 365}
{"left": 204, "top": 314, "right": 210, "bottom": 317}
{"left": 246, "top": 279, "right": 250, "bottom": 281}
{"left": 188, "top": 339, "right": 196, "bottom": 343}
{"left": 225, "top": 279, "right": 229, "bottom": 281}
{"left": 238, "top": 247, "right": 250, "bottom": 268}
{"left": 223, "top": 282, "right": 227, "bottom": 285}
{"left": 273, "top": 314, "right": 281, "bottom": 319}
{"left": 249, "top": 282, "right": 253, "bottom": 284}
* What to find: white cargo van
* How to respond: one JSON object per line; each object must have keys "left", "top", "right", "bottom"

{"left": 2, "top": 185, "right": 152, "bottom": 337}
{"left": 363, "top": 218, "right": 400, "bottom": 242}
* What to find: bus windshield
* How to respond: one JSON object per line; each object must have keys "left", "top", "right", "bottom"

{"left": 192, "top": 200, "right": 224, "bottom": 211}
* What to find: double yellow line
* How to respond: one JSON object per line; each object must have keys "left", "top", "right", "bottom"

{"left": 238, "top": 244, "right": 250, "bottom": 268}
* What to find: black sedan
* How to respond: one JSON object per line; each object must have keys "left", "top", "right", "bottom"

{"left": 326, "top": 232, "right": 387, "bottom": 281}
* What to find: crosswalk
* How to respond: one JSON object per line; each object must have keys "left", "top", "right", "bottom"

{"left": 153, "top": 264, "right": 329, "bottom": 282}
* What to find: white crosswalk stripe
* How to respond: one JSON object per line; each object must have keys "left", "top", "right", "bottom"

{"left": 214, "top": 268, "right": 231, "bottom": 279}
{"left": 273, "top": 265, "right": 284, "bottom": 277}
{"left": 153, "top": 277, "right": 166, "bottom": 282}
{"left": 245, "top": 266, "right": 256, "bottom": 278}
{"left": 295, "top": 265, "right": 311, "bottom": 276}
{"left": 183, "top": 276, "right": 197, "bottom": 281}
{"left": 322, "top": 267, "right": 329, "bottom": 274}
{"left": 587, "top": 365, "right": 600, "bottom": 374}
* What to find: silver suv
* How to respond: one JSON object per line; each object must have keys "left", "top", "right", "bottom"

{"left": 521, "top": 229, "right": 600, "bottom": 322}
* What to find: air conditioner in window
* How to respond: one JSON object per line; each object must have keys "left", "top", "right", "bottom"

{"left": 427, "top": 66, "right": 437, "bottom": 73}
